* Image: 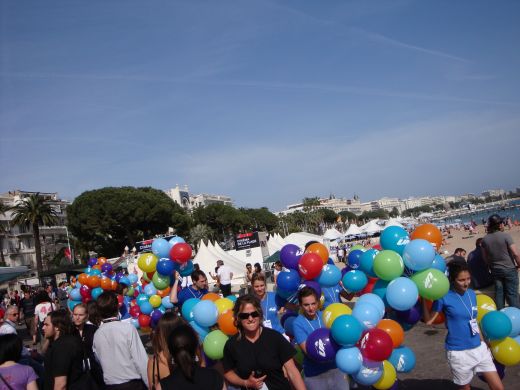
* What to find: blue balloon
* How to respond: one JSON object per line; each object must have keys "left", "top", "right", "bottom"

{"left": 327, "top": 258, "right": 335, "bottom": 265}
{"left": 402, "top": 239, "right": 435, "bottom": 271}
{"left": 431, "top": 254, "right": 447, "bottom": 272}
{"left": 226, "top": 295, "right": 237, "bottom": 303}
{"left": 91, "top": 287, "right": 103, "bottom": 300}
{"left": 88, "top": 258, "right": 97, "bottom": 267}
{"left": 342, "top": 270, "right": 368, "bottom": 293}
{"left": 189, "top": 320, "right": 209, "bottom": 340}
{"left": 386, "top": 277, "right": 419, "bottom": 311}
{"left": 128, "top": 274, "right": 138, "bottom": 285}
{"left": 335, "top": 347, "right": 363, "bottom": 374}
{"left": 136, "top": 293, "right": 149, "bottom": 306}
{"left": 152, "top": 238, "right": 171, "bottom": 259}
{"left": 481, "top": 311, "right": 512, "bottom": 340}
{"left": 131, "top": 318, "right": 140, "bottom": 329}
{"left": 389, "top": 346, "right": 416, "bottom": 373}
{"left": 352, "top": 360, "right": 383, "bottom": 386}
{"left": 501, "top": 307, "right": 520, "bottom": 337}
{"left": 331, "top": 315, "right": 363, "bottom": 346}
{"left": 169, "top": 236, "right": 185, "bottom": 248}
{"left": 284, "top": 316, "right": 296, "bottom": 337}
{"left": 372, "top": 279, "right": 390, "bottom": 307}
{"left": 67, "top": 299, "right": 81, "bottom": 311}
{"left": 380, "top": 226, "right": 410, "bottom": 255}
{"left": 156, "top": 258, "right": 175, "bottom": 276}
{"left": 347, "top": 250, "right": 363, "bottom": 270}
{"left": 352, "top": 302, "right": 381, "bottom": 329}
{"left": 181, "top": 298, "right": 200, "bottom": 322}
{"left": 90, "top": 269, "right": 102, "bottom": 276}
{"left": 139, "top": 301, "right": 153, "bottom": 315}
{"left": 69, "top": 288, "right": 81, "bottom": 301}
{"left": 144, "top": 284, "right": 157, "bottom": 296}
{"left": 276, "top": 287, "right": 293, "bottom": 300}
{"left": 193, "top": 300, "right": 218, "bottom": 327}
{"left": 277, "top": 269, "right": 301, "bottom": 291}
{"left": 360, "top": 249, "right": 379, "bottom": 277}
{"left": 119, "top": 276, "right": 130, "bottom": 286}
{"left": 356, "top": 293, "right": 385, "bottom": 318}
{"left": 162, "top": 296, "right": 174, "bottom": 309}
{"left": 316, "top": 264, "right": 342, "bottom": 287}
{"left": 179, "top": 260, "right": 194, "bottom": 277}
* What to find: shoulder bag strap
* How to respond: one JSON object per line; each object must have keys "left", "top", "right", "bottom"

{"left": 0, "top": 371, "right": 15, "bottom": 390}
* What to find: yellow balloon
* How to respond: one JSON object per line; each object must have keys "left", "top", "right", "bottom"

{"left": 322, "top": 303, "right": 352, "bottom": 328}
{"left": 138, "top": 253, "right": 158, "bottom": 273}
{"left": 490, "top": 337, "right": 520, "bottom": 366}
{"left": 476, "top": 294, "right": 496, "bottom": 322}
{"left": 215, "top": 298, "right": 234, "bottom": 315}
{"left": 149, "top": 294, "right": 162, "bottom": 308}
{"left": 373, "top": 360, "right": 397, "bottom": 390}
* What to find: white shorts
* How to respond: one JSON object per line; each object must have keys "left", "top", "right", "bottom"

{"left": 447, "top": 342, "right": 496, "bottom": 385}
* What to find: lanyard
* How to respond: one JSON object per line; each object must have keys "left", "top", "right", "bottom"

{"left": 262, "top": 294, "right": 269, "bottom": 321}
{"left": 189, "top": 287, "right": 201, "bottom": 299}
{"left": 305, "top": 314, "right": 322, "bottom": 331}
{"left": 326, "top": 288, "right": 338, "bottom": 304}
{"left": 456, "top": 291, "right": 475, "bottom": 320}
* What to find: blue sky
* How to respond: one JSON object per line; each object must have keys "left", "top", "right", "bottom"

{"left": 1, "top": 0, "right": 519, "bottom": 211}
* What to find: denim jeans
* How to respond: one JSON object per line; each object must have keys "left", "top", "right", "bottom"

{"left": 491, "top": 268, "right": 520, "bottom": 309}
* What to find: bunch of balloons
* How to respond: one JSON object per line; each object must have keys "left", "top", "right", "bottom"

{"left": 477, "top": 295, "right": 520, "bottom": 367}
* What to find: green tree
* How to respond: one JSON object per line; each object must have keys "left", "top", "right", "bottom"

{"left": 359, "top": 209, "right": 389, "bottom": 221}
{"left": 192, "top": 204, "right": 248, "bottom": 242}
{"left": 189, "top": 224, "right": 214, "bottom": 250}
{"left": 389, "top": 207, "right": 400, "bottom": 218}
{"left": 320, "top": 208, "right": 338, "bottom": 224}
{"left": 302, "top": 197, "right": 320, "bottom": 212}
{"left": 239, "top": 207, "right": 279, "bottom": 232}
{"left": 67, "top": 187, "right": 190, "bottom": 258}
{"left": 339, "top": 210, "right": 357, "bottom": 222}
{"left": 9, "top": 193, "right": 58, "bottom": 274}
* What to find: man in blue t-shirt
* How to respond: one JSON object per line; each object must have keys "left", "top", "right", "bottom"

{"left": 169, "top": 270, "right": 209, "bottom": 307}
{"left": 293, "top": 287, "right": 349, "bottom": 390}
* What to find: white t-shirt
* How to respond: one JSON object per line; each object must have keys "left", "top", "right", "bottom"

{"left": 34, "top": 302, "right": 54, "bottom": 323}
{"left": 217, "top": 265, "right": 232, "bottom": 285}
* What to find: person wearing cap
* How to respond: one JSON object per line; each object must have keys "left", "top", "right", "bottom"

{"left": 481, "top": 214, "right": 520, "bottom": 309}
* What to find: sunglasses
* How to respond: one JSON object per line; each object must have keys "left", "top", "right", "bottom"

{"left": 238, "top": 311, "right": 260, "bottom": 320}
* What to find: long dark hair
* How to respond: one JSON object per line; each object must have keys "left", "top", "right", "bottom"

{"left": 49, "top": 309, "right": 74, "bottom": 336}
{"left": 447, "top": 261, "right": 470, "bottom": 284}
{"left": 167, "top": 325, "right": 199, "bottom": 382}
{"left": 152, "top": 312, "right": 186, "bottom": 366}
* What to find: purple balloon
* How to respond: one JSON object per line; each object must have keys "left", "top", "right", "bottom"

{"left": 88, "top": 258, "right": 98, "bottom": 267}
{"left": 115, "top": 272, "right": 124, "bottom": 283}
{"left": 306, "top": 328, "right": 339, "bottom": 362}
{"left": 151, "top": 309, "right": 163, "bottom": 323}
{"left": 395, "top": 303, "right": 421, "bottom": 325}
{"left": 341, "top": 267, "right": 349, "bottom": 277}
{"left": 302, "top": 280, "right": 322, "bottom": 298}
{"left": 280, "top": 310, "right": 297, "bottom": 328}
{"left": 101, "top": 263, "right": 113, "bottom": 273}
{"left": 280, "top": 244, "right": 303, "bottom": 270}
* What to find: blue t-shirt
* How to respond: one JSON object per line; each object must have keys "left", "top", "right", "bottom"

{"left": 432, "top": 289, "right": 480, "bottom": 351}
{"left": 177, "top": 286, "right": 208, "bottom": 306}
{"left": 322, "top": 285, "right": 341, "bottom": 309}
{"left": 293, "top": 311, "right": 336, "bottom": 377}
{"left": 261, "top": 292, "right": 285, "bottom": 334}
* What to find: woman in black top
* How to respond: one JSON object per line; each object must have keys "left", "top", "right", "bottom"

{"left": 160, "top": 324, "right": 225, "bottom": 390}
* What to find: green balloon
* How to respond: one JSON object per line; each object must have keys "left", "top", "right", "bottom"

{"left": 411, "top": 268, "right": 449, "bottom": 300}
{"left": 373, "top": 250, "right": 404, "bottom": 281}
{"left": 152, "top": 272, "right": 170, "bottom": 290}
{"left": 125, "top": 286, "right": 135, "bottom": 297}
{"left": 350, "top": 245, "right": 366, "bottom": 253}
{"left": 203, "top": 330, "right": 228, "bottom": 360}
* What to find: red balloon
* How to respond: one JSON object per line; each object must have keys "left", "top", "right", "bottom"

{"left": 360, "top": 277, "right": 378, "bottom": 295}
{"left": 358, "top": 328, "right": 393, "bottom": 361}
{"left": 116, "top": 294, "right": 124, "bottom": 307}
{"left": 169, "top": 243, "right": 192, "bottom": 263}
{"left": 81, "top": 296, "right": 92, "bottom": 303}
{"left": 372, "top": 244, "right": 382, "bottom": 251}
{"left": 79, "top": 285, "right": 91, "bottom": 298}
{"left": 129, "top": 305, "right": 141, "bottom": 318}
{"left": 298, "top": 253, "right": 323, "bottom": 280}
{"left": 138, "top": 314, "right": 151, "bottom": 328}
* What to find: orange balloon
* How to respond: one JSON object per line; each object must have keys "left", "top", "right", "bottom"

{"left": 411, "top": 224, "right": 443, "bottom": 251}
{"left": 78, "top": 273, "right": 88, "bottom": 285}
{"left": 201, "top": 293, "right": 220, "bottom": 302}
{"left": 100, "top": 277, "right": 112, "bottom": 290}
{"left": 157, "top": 287, "right": 171, "bottom": 298}
{"left": 87, "top": 275, "right": 100, "bottom": 288}
{"left": 110, "top": 280, "right": 118, "bottom": 291}
{"left": 423, "top": 299, "right": 445, "bottom": 324}
{"left": 305, "top": 243, "right": 329, "bottom": 264}
{"left": 92, "top": 264, "right": 102, "bottom": 271}
{"left": 376, "top": 319, "right": 404, "bottom": 348}
{"left": 97, "top": 257, "right": 107, "bottom": 265}
{"left": 218, "top": 310, "right": 238, "bottom": 336}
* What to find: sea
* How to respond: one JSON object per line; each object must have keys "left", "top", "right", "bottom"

{"left": 437, "top": 199, "right": 520, "bottom": 225}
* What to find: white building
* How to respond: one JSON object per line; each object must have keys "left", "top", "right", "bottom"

{"left": 482, "top": 189, "right": 506, "bottom": 198}
{"left": 164, "top": 185, "right": 233, "bottom": 211}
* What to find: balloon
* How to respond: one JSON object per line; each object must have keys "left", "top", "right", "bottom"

{"left": 386, "top": 277, "right": 419, "bottom": 311}
{"left": 396, "top": 302, "right": 423, "bottom": 325}
{"left": 169, "top": 242, "right": 192, "bottom": 263}
{"left": 119, "top": 276, "right": 130, "bottom": 286}
{"left": 217, "top": 310, "right": 238, "bottom": 336}
{"left": 152, "top": 273, "right": 170, "bottom": 290}
{"left": 359, "top": 328, "right": 393, "bottom": 361}
{"left": 169, "top": 236, "right": 185, "bottom": 248}
{"left": 357, "top": 293, "right": 385, "bottom": 318}
{"left": 190, "top": 320, "right": 209, "bottom": 340}
{"left": 352, "top": 302, "right": 382, "bottom": 330}
{"left": 87, "top": 258, "right": 97, "bottom": 267}
{"left": 350, "top": 245, "right": 366, "bottom": 252}
{"left": 138, "top": 253, "right": 158, "bottom": 273}
{"left": 322, "top": 303, "right": 352, "bottom": 328}
{"left": 380, "top": 226, "right": 410, "bottom": 255}
{"left": 373, "top": 250, "right": 404, "bottom": 281}
{"left": 305, "top": 328, "right": 339, "bottom": 362}
{"left": 128, "top": 274, "right": 139, "bottom": 285}
{"left": 86, "top": 275, "right": 100, "bottom": 288}
{"left": 201, "top": 293, "right": 220, "bottom": 302}
{"left": 410, "top": 268, "right": 449, "bottom": 301}
{"left": 352, "top": 360, "right": 383, "bottom": 386}
{"left": 402, "top": 239, "right": 435, "bottom": 271}
{"left": 389, "top": 345, "right": 416, "bottom": 372}
{"left": 193, "top": 300, "right": 218, "bottom": 327}
{"left": 376, "top": 319, "right": 404, "bottom": 348}
{"left": 156, "top": 287, "right": 171, "bottom": 298}
{"left": 101, "top": 263, "right": 113, "bottom": 273}
{"left": 179, "top": 260, "right": 194, "bottom": 277}
{"left": 410, "top": 224, "right": 442, "bottom": 251}
{"left": 69, "top": 288, "right": 81, "bottom": 301}
{"left": 139, "top": 301, "right": 153, "bottom": 315}
{"left": 283, "top": 316, "right": 296, "bottom": 337}
{"left": 360, "top": 249, "right": 379, "bottom": 277}
{"left": 67, "top": 300, "right": 81, "bottom": 311}
{"left": 161, "top": 296, "right": 174, "bottom": 309}
{"left": 280, "top": 244, "right": 303, "bottom": 270}
{"left": 298, "top": 253, "right": 323, "bottom": 280}
{"left": 501, "top": 307, "right": 520, "bottom": 337}
{"left": 136, "top": 293, "right": 149, "bottom": 306}
{"left": 156, "top": 259, "right": 175, "bottom": 276}
{"left": 144, "top": 284, "right": 157, "bottom": 297}
{"left": 302, "top": 280, "right": 322, "bottom": 298}
{"left": 97, "top": 257, "right": 107, "bottom": 265}
{"left": 336, "top": 347, "right": 363, "bottom": 374}
{"left": 151, "top": 309, "right": 163, "bottom": 323}
{"left": 138, "top": 314, "right": 151, "bottom": 328}
{"left": 152, "top": 238, "right": 170, "bottom": 259}
{"left": 203, "top": 330, "right": 228, "bottom": 360}
{"left": 372, "top": 279, "right": 390, "bottom": 306}
{"left": 490, "top": 337, "right": 520, "bottom": 366}
{"left": 360, "top": 277, "right": 378, "bottom": 295}
{"left": 214, "top": 298, "right": 234, "bottom": 315}
{"left": 347, "top": 249, "right": 363, "bottom": 270}
{"left": 277, "top": 269, "right": 301, "bottom": 291}
{"left": 331, "top": 315, "right": 364, "bottom": 346}
{"left": 315, "top": 264, "right": 342, "bottom": 287}
{"left": 149, "top": 295, "right": 162, "bottom": 308}
{"left": 481, "top": 311, "right": 513, "bottom": 340}
{"left": 79, "top": 285, "right": 91, "bottom": 298}
{"left": 373, "top": 360, "right": 397, "bottom": 390}
{"left": 431, "top": 254, "right": 447, "bottom": 273}
{"left": 129, "top": 305, "right": 141, "bottom": 318}
{"left": 91, "top": 287, "right": 103, "bottom": 300}
{"left": 305, "top": 242, "right": 329, "bottom": 264}
{"left": 342, "top": 270, "right": 368, "bottom": 293}
{"left": 181, "top": 298, "right": 200, "bottom": 322}
{"left": 476, "top": 294, "right": 497, "bottom": 322}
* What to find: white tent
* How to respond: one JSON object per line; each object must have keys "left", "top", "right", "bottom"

{"left": 344, "top": 224, "right": 363, "bottom": 237}
{"left": 267, "top": 234, "right": 284, "bottom": 254}
{"left": 193, "top": 241, "right": 245, "bottom": 286}
{"left": 384, "top": 218, "right": 404, "bottom": 229}
{"left": 361, "top": 220, "right": 383, "bottom": 235}
{"left": 323, "top": 228, "right": 343, "bottom": 240}
{"left": 283, "top": 232, "right": 323, "bottom": 249}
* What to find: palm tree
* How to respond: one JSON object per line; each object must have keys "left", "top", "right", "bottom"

{"left": 189, "top": 224, "right": 214, "bottom": 251}
{"left": 10, "top": 193, "right": 58, "bottom": 274}
{"left": 0, "top": 201, "right": 8, "bottom": 266}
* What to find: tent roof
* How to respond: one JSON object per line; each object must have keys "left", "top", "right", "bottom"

{"left": 283, "top": 232, "right": 323, "bottom": 248}
{"left": 360, "top": 220, "right": 383, "bottom": 234}
{"left": 384, "top": 218, "right": 404, "bottom": 228}
{"left": 344, "top": 224, "right": 362, "bottom": 236}
{"left": 323, "top": 228, "right": 343, "bottom": 240}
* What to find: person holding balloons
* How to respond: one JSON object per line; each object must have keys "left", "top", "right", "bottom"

{"left": 251, "top": 273, "right": 286, "bottom": 336}
{"left": 222, "top": 295, "right": 306, "bottom": 390}
{"left": 169, "top": 270, "right": 209, "bottom": 307}
{"left": 423, "top": 262, "right": 504, "bottom": 390}
{"left": 292, "top": 287, "right": 348, "bottom": 390}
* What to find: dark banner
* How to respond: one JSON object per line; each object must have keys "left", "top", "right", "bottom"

{"left": 234, "top": 232, "right": 260, "bottom": 251}
{"left": 135, "top": 235, "right": 177, "bottom": 253}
